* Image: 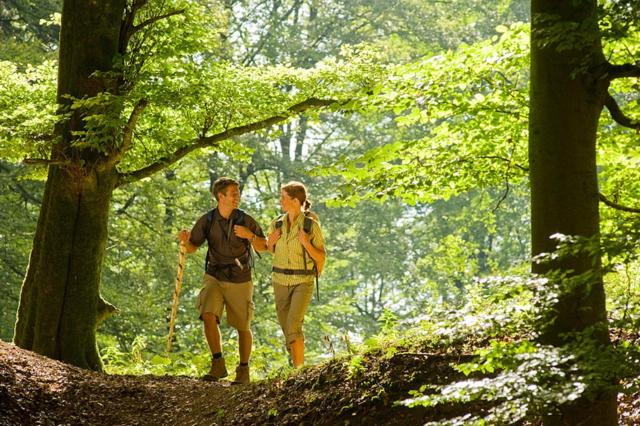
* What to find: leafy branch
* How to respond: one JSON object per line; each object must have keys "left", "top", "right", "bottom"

{"left": 599, "top": 193, "right": 640, "bottom": 214}
{"left": 106, "top": 98, "right": 149, "bottom": 168}
{"left": 119, "top": 0, "right": 185, "bottom": 56}
{"left": 604, "top": 94, "right": 640, "bottom": 130}
{"left": 116, "top": 97, "right": 337, "bottom": 187}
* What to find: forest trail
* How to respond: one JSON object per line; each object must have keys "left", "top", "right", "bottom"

{"left": 4, "top": 339, "right": 640, "bottom": 425}
{"left": 0, "top": 339, "right": 468, "bottom": 425}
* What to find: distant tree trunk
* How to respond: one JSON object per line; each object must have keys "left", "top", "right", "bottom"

{"left": 14, "top": 0, "right": 125, "bottom": 371}
{"left": 529, "top": 0, "right": 617, "bottom": 423}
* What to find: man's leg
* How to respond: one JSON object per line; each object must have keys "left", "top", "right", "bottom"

{"left": 197, "top": 275, "right": 227, "bottom": 380}
{"left": 202, "top": 312, "right": 228, "bottom": 380}
{"left": 238, "top": 329, "right": 252, "bottom": 364}
{"left": 202, "top": 312, "right": 222, "bottom": 354}
{"left": 226, "top": 280, "right": 253, "bottom": 384}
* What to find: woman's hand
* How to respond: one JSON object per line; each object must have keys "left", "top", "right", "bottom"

{"left": 298, "top": 229, "right": 310, "bottom": 247}
{"left": 267, "top": 228, "right": 282, "bottom": 248}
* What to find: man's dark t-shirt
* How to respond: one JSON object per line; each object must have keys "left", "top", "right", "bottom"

{"left": 189, "top": 209, "right": 264, "bottom": 283}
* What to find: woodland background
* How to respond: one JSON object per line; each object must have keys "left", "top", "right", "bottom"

{"left": 2, "top": 1, "right": 640, "bottom": 424}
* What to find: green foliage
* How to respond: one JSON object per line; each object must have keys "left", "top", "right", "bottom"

{"left": 319, "top": 23, "right": 530, "bottom": 206}
{"left": 6, "top": 9, "right": 639, "bottom": 426}
{"left": 0, "top": 0, "right": 60, "bottom": 64}
{"left": 0, "top": 60, "right": 57, "bottom": 161}
{"left": 599, "top": 0, "right": 640, "bottom": 41}
{"left": 396, "top": 233, "right": 640, "bottom": 424}
{"left": 403, "top": 341, "right": 614, "bottom": 425}
{"left": 0, "top": 162, "right": 41, "bottom": 341}
{"left": 100, "top": 334, "right": 210, "bottom": 376}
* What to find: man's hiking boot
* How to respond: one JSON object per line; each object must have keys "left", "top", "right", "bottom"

{"left": 232, "top": 365, "right": 250, "bottom": 385}
{"left": 202, "top": 357, "right": 228, "bottom": 381}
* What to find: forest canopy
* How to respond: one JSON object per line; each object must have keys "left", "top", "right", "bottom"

{"left": 1, "top": 0, "right": 640, "bottom": 424}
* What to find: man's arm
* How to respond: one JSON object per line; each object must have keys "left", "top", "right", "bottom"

{"left": 233, "top": 225, "right": 269, "bottom": 252}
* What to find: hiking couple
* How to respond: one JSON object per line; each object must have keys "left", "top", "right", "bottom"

{"left": 177, "top": 177, "right": 326, "bottom": 385}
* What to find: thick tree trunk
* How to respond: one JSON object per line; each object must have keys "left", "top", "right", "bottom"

{"left": 530, "top": 0, "right": 617, "bottom": 423}
{"left": 14, "top": 168, "right": 117, "bottom": 370}
{"left": 13, "top": 0, "right": 125, "bottom": 370}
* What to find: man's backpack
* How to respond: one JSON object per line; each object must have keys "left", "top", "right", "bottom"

{"left": 274, "top": 211, "right": 320, "bottom": 301}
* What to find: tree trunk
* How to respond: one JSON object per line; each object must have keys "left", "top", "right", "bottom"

{"left": 14, "top": 167, "right": 117, "bottom": 370}
{"left": 13, "top": 0, "right": 125, "bottom": 370}
{"left": 529, "top": 0, "right": 617, "bottom": 423}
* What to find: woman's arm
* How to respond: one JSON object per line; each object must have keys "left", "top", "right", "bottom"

{"left": 298, "top": 230, "right": 326, "bottom": 274}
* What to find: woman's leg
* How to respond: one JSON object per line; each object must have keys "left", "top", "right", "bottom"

{"left": 286, "top": 282, "right": 314, "bottom": 367}
{"left": 290, "top": 338, "right": 305, "bottom": 367}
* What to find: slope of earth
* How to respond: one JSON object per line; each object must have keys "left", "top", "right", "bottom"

{"left": 2, "top": 339, "right": 640, "bottom": 425}
{"left": 0, "top": 339, "right": 478, "bottom": 425}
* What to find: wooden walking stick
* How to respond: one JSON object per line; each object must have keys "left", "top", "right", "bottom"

{"left": 166, "top": 242, "right": 187, "bottom": 352}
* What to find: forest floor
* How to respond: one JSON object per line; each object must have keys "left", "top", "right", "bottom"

{"left": 2, "top": 339, "right": 640, "bottom": 425}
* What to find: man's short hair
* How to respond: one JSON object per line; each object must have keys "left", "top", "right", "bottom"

{"left": 211, "top": 177, "right": 239, "bottom": 201}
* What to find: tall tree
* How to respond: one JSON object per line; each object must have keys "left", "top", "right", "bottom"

{"left": 529, "top": 0, "right": 638, "bottom": 423}
{"left": 10, "top": 0, "right": 363, "bottom": 370}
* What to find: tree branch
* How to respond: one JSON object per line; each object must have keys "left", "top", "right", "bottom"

{"left": 115, "top": 193, "right": 138, "bottom": 215}
{"left": 107, "top": 98, "right": 148, "bottom": 167}
{"left": 119, "top": 0, "right": 149, "bottom": 55}
{"left": 116, "top": 98, "right": 337, "bottom": 187}
{"left": 604, "top": 94, "right": 640, "bottom": 130}
{"left": 476, "top": 155, "right": 529, "bottom": 172}
{"left": 0, "top": 162, "right": 42, "bottom": 205}
{"left": 131, "top": 9, "right": 185, "bottom": 35}
{"left": 22, "top": 158, "right": 67, "bottom": 167}
{"left": 599, "top": 193, "right": 640, "bottom": 213}
{"left": 605, "top": 63, "right": 640, "bottom": 81}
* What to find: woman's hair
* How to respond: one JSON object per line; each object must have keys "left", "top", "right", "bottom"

{"left": 282, "top": 181, "right": 312, "bottom": 211}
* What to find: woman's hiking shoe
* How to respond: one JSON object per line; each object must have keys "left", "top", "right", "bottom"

{"left": 202, "top": 357, "right": 228, "bottom": 381}
{"left": 232, "top": 365, "right": 250, "bottom": 385}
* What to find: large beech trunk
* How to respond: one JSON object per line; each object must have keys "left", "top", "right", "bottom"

{"left": 14, "top": 167, "right": 117, "bottom": 370}
{"left": 529, "top": 0, "right": 617, "bottom": 423}
{"left": 13, "top": 0, "right": 125, "bottom": 370}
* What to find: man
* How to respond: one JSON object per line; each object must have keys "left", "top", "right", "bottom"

{"left": 178, "top": 177, "right": 267, "bottom": 384}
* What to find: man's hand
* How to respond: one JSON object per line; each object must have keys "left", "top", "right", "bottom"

{"left": 233, "top": 225, "right": 254, "bottom": 240}
{"left": 176, "top": 229, "right": 198, "bottom": 254}
{"left": 177, "top": 229, "right": 190, "bottom": 244}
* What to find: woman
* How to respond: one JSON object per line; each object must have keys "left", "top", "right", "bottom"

{"left": 266, "top": 181, "right": 326, "bottom": 367}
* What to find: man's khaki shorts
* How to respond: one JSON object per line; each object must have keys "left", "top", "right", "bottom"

{"left": 272, "top": 280, "right": 314, "bottom": 345}
{"left": 196, "top": 273, "right": 254, "bottom": 331}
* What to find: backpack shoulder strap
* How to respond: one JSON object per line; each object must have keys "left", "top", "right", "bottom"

{"left": 274, "top": 213, "right": 287, "bottom": 229}
{"left": 303, "top": 211, "right": 319, "bottom": 234}
{"left": 204, "top": 209, "right": 216, "bottom": 272}
{"left": 302, "top": 211, "right": 320, "bottom": 302}
{"left": 233, "top": 209, "right": 246, "bottom": 226}
{"left": 206, "top": 209, "right": 216, "bottom": 241}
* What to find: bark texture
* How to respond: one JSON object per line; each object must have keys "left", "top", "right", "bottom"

{"left": 14, "top": 0, "right": 126, "bottom": 371}
{"left": 529, "top": 0, "right": 617, "bottom": 424}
